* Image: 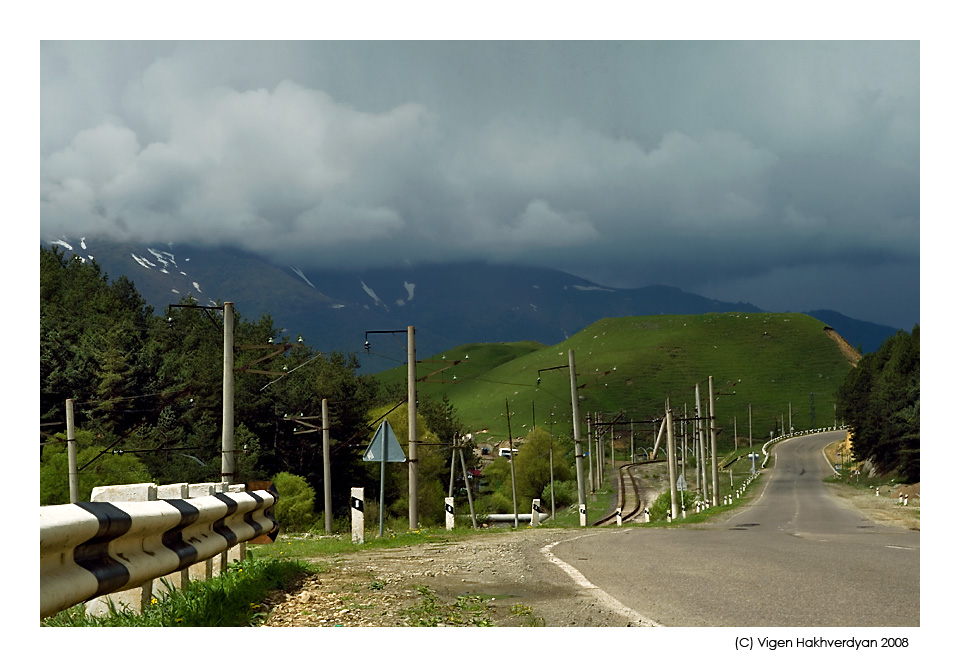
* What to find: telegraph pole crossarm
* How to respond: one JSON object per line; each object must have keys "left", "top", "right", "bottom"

{"left": 236, "top": 342, "right": 305, "bottom": 375}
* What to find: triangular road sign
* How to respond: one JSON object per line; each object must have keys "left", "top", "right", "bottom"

{"left": 363, "top": 420, "right": 407, "bottom": 462}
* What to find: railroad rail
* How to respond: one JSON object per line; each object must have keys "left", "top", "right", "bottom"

{"left": 593, "top": 459, "right": 664, "bottom": 526}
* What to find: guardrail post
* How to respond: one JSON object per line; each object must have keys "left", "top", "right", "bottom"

{"left": 227, "top": 483, "right": 246, "bottom": 563}
{"left": 85, "top": 483, "right": 158, "bottom": 616}
{"left": 157, "top": 483, "right": 191, "bottom": 593}
{"left": 188, "top": 483, "right": 217, "bottom": 581}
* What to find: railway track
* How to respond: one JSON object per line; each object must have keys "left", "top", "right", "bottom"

{"left": 593, "top": 459, "right": 664, "bottom": 526}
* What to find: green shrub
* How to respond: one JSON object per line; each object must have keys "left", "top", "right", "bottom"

{"left": 271, "top": 472, "right": 318, "bottom": 533}
{"left": 541, "top": 480, "right": 578, "bottom": 507}
{"left": 647, "top": 490, "right": 673, "bottom": 521}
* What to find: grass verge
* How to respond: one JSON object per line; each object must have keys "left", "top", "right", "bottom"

{"left": 42, "top": 555, "right": 311, "bottom": 627}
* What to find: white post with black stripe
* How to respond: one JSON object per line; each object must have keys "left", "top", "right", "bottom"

{"left": 531, "top": 499, "right": 542, "bottom": 527}
{"left": 445, "top": 496, "right": 455, "bottom": 530}
{"left": 350, "top": 487, "right": 364, "bottom": 544}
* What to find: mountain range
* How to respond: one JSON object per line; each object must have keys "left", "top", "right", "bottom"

{"left": 44, "top": 236, "right": 897, "bottom": 372}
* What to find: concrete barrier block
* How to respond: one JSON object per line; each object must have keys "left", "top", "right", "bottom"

{"left": 90, "top": 483, "right": 157, "bottom": 502}
{"left": 188, "top": 483, "right": 216, "bottom": 497}
{"left": 157, "top": 483, "right": 189, "bottom": 499}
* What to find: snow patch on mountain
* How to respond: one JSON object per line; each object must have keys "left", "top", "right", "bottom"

{"left": 147, "top": 248, "right": 178, "bottom": 274}
{"left": 290, "top": 266, "right": 317, "bottom": 289}
{"left": 404, "top": 281, "right": 415, "bottom": 301}
{"left": 573, "top": 284, "right": 615, "bottom": 292}
{"left": 360, "top": 281, "right": 386, "bottom": 309}
{"left": 132, "top": 253, "right": 156, "bottom": 269}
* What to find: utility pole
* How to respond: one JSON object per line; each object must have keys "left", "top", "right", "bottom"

{"left": 587, "top": 412, "right": 594, "bottom": 495}
{"left": 709, "top": 375, "right": 719, "bottom": 507}
{"left": 682, "top": 403, "right": 688, "bottom": 476}
{"left": 505, "top": 399, "right": 518, "bottom": 528}
{"left": 407, "top": 326, "right": 418, "bottom": 530}
{"left": 749, "top": 403, "right": 753, "bottom": 449}
{"left": 322, "top": 398, "right": 332, "bottom": 534}
{"left": 695, "top": 383, "right": 707, "bottom": 499}
{"left": 666, "top": 405, "right": 678, "bottom": 520}
{"left": 222, "top": 301, "right": 235, "bottom": 485}
{"left": 66, "top": 398, "right": 78, "bottom": 503}
{"left": 568, "top": 349, "right": 587, "bottom": 526}
{"left": 549, "top": 443, "right": 556, "bottom": 521}
{"left": 458, "top": 445, "right": 478, "bottom": 529}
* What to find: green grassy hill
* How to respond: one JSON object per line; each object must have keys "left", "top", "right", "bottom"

{"left": 372, "top": 312, "right": 857, "bottom": 451}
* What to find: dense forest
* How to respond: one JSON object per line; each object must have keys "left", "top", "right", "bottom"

{"left": 39, "top": 246, "right": 507, "bottom": 525}
{"left": 836, "top": 324, "right": 920, "bottom": 482}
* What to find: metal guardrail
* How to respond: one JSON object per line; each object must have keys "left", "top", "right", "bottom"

{"left": 760, "top": 426, "right": 848, "bottom": 468}
{"left": 39, "top": 487, "right": 278, "bottom": 618}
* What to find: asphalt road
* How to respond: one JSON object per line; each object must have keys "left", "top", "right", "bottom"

{"left": 549, "top": 430, "right": 920, "bottom": 626}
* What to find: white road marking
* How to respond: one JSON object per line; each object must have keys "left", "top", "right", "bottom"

{"left": 540, "top": 530, "right": 662, "bottom": 627}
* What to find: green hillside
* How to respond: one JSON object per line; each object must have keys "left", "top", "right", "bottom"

{"left": 372, "top": 313, "right": 857, "bottom": 451}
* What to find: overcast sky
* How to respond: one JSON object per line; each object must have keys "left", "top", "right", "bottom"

{"left": 39, "top": 39, "right": 920, "bottom": 329}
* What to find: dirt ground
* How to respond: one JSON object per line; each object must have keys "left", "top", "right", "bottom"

{"left": 824, "top": 479, "right": 920, "bottom": 531}
{"left": 259, "top": 527, "right": 634, "bottom": 627}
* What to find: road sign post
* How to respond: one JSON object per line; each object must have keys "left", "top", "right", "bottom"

{"left": 363, "top": 421, "right": 407, "bottom": 537}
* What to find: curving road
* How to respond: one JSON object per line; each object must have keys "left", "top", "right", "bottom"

{"left": 548, "top": 430, "right": 920, "bottom": 626}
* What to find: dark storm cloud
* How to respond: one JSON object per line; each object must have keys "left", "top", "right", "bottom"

{"left": 39, "top": 41, "right": 919, "bottom": 328}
